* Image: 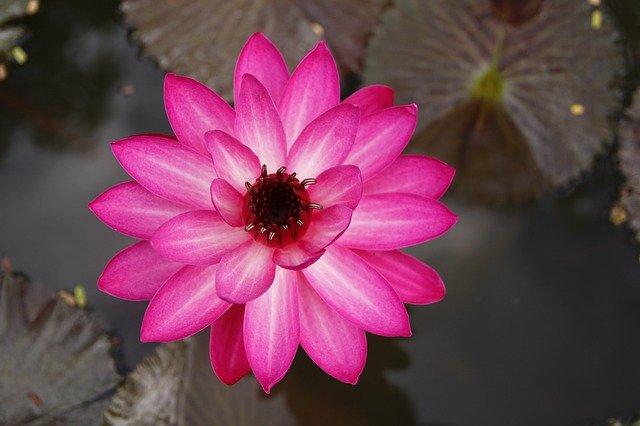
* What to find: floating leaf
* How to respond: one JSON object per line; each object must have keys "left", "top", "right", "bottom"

{"left": 0, "top": 270, "right": 121, "bottom": 425}
{"left": 104, "top": 332, "right": 294, "bottom": 425}
{"left": 121, "top": 0, "right": 389, "bottom": 99}
{"left": 617, "top": 89, "right": 640, "bottom": 243}
{"left": 364, "top": 0, "right": 622, "bottom": 202}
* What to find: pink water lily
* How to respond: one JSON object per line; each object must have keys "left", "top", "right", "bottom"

{"left": 89, "top": 32, "right": 457, "bottom": 393}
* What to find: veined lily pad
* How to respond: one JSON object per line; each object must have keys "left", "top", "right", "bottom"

{"left": 0, "top": 270, "right": 120, "bottom": 425}
{"left": 617, "top": 89, "right": 640, "bottom": 243}
{"left": 104, "top": 332, "right": 294, "bottom": 425}
{"left": 364, "top": 0, "right": 623, "bottom": 202}
{"left": 121, "top": 0, "right": 389, "bottom": 100}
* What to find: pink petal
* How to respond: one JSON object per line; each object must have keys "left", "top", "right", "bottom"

{"left": 137, "top": 133, "right": 178, "bottom": 142}
{"left": 273, "top": 245, "right": 324, "bottom": 270}
{"left": 303, "top": 244, "right": 410, "bottom": 337}
{"left": 343, "top": 85, "right": 395, "bottom": 116}
{"left": 141, "top": 264, "right": 230, "bottom": 342}
{"left": 338, "top": 194, "right": 457, "bottom": 250}
{"left": 151, "top": 210, "right": 249, "bottom": 265}
{"left": 298, "top": 276, "right": 366, "bottom": 384}
{"left": 354, "top": 250, "right": 446, "bottom": 305}
{"left": 205, "top": 130, "right": 260, "bottom": 193}
{"left": 286, "top": 104, "right": 360, "bottom": 179}
{"left": 164, "top": 73, "right": 235, "bottom": 155}
{"left": 306, "top": 165, "right": 363, "bottom": 210}
{"left": 298, "top": 205, "right": 353, "bottom": 253}
{"left": 278, "top": 42, "right": 340, "bottom": 148}
{"left": 89, "top": 181, "right": 191, "bottom": 239}
{"left": 215, "top": 240, "right": 276, "bottom": 304}
{"left": 244, "top": 267, "right": 299, "bottom": 393}
{"left": 210, "top": 178, "right": 244, "bottom": 227}
{"left": 235, "top": 74, "right": 287, "bottom": 171}
{"left": 111, "top": 135, "right": 216, "bottom": 210}
{"left": 234, "top": 33, "right": 289, "bottom": 107}
{"left": 344, "top": 105, "right": 418, "bottom": 181}
{"left": 209, "top": 305, "right": 251, "bottom": 385}
{"left": 98, "top": 241, "right": 183, "bottom": 301}
{"left": 363, "top": 155, "right": 455, "bottom": 200}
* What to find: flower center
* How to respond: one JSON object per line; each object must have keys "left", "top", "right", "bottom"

{"left": 243, "top": 165, "right": 321, "bottom": 247}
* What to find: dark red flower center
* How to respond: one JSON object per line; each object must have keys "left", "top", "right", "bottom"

{"left": 243, "top": 165, "right": 321, "bottom": 247}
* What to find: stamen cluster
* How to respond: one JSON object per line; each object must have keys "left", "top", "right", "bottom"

{"left": 243, "top": 165, "right": 321, "bottom": 247}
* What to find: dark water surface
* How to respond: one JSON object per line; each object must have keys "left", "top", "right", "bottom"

{"left": 1, "top": 1, "right": 640, "bottom": 425}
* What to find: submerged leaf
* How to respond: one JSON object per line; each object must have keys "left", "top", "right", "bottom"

{"left": 276, "top": 336, "right": 417, "bottom": 425}
{"left": 0, "top": 27, "right": 23, "bottom": 58}
{"left": 104, "top": 332, "right": 294, "bottom": 425}
{"left": 121, "top": 0, "right": 389, "bottom": 99}
{"left": 601, "top": 418, "right": 640, "bottom": 426}
{"left": 0, "top": 0, "right": 36, "bottom": 22}
{"left": 365, "top": 0, "right": 622, "bottom": 202}
{"left": 0, "top": 0, "right": 122, "bottom": 158}
{"left": 0, "top": 271, "right": 120, "bottom": 425}
{"left": 618, "top": 89, "right": 640, "bottom": 243}
{"left": 0, "top": 0, "right": 38, "bottom": 79}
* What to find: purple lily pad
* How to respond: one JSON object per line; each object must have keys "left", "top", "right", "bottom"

{"left": 0, "top": 271, "right": 120, "bottom": 424}
{"left": 364, "top": 0, "right": 623, "bottom": 202}
{"left": 121, "top": 0, "right": 389, "bottom": 100}
{"left": 104, "top": 332, "right": 294, "bottom": 425}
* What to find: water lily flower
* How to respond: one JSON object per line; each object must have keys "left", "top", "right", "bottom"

{"left": 89, "top": 32, "right": 457, "bottom": 393}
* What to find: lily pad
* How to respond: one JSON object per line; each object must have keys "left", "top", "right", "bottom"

{"left": 617, "top": 89, "right": 640, "bottom": 243}
{"left": 0, "top": 270, "right": 121, "bottom": 425}
{"left": 364, "top": 0, "right": 623, "bottom": 202}
{"left": 121, "top": 0, "right": 389, "bottom": 99}
{"left": 104, "top": 332, "right": 294, "bottom": 425}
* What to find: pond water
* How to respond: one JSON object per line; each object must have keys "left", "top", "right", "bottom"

{"left": 1, "top": 1, "right": 640, "bottom": 425}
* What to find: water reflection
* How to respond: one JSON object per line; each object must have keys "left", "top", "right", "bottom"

{"left": 1, "top": 1, "right": 640, "bottom": 425}
{"left": 0, "top": 0, "right": 121, "bottom": 159}
{"left": 276, "top": 336, "right": 417, "bottom": 426}
{"left": 403, "top": 177, "right": 640, "bottom": 424}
